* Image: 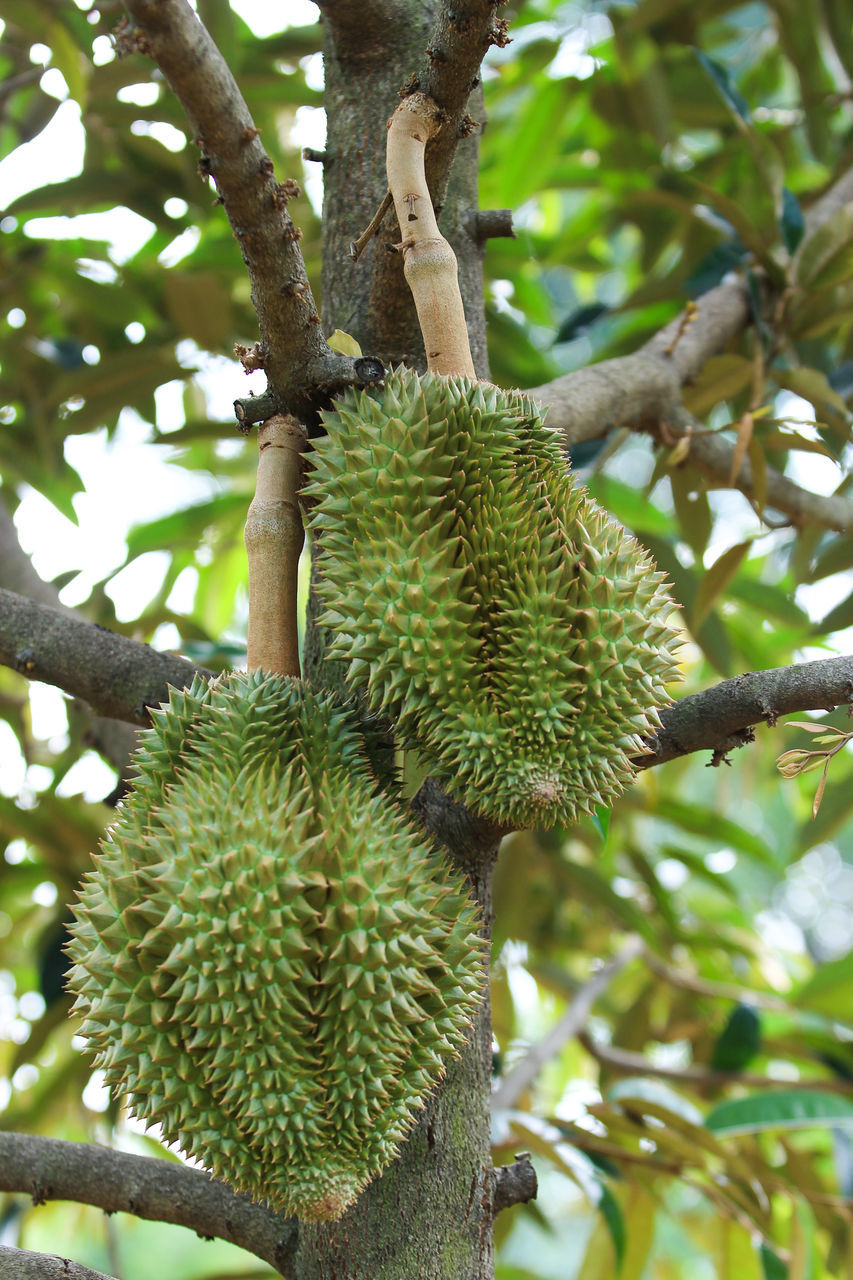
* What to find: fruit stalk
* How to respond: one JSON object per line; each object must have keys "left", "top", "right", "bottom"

{"left": 386, "top": 92, "right": 475, "bottom": 378}
{"left": 244, "top": 413, "right": 307, "bottom": 676}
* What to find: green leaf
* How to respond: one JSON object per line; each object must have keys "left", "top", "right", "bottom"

{"left": 761, "top": 1243, "right": 788, "bottom": 1280}
{"left": 796, "top": 204, "right": 853, "bottom": 290}
{"left": 710, "top": 1004, "right": 761, "bottom": 1072}
{"left": 694, "top": 49, "right": 751, "bottom": 122}
{"left": 608, "top": 1078, "right": 704, "bottom": 1126}
{"left": 797, "top": 951, "right": 853, "bottom": 1021}
{"left": 774, "top": 365, "right": 848, "bottom": 419}
{"left": 597, "top": 1183, "right": 626, "bottom": 1271}
{"left": 124, "top": 492, "right": 248, "bottom": 560}
{"left": 692, "top": 540, "right": 751, "bottom": 631}
{"left": 706, "top": 1090, "right": 853, "bottom": 1137}
{"left": 781, "top": 187, "right": 806, "bottom": 255}
{"left": 327, "top": 329, "right": 363, "bottom": 357}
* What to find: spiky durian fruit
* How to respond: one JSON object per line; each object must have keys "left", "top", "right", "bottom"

{"left": 67, "top": 671, "right": 485, "bottom": 1222}
{"left": 306, "top": 367, "right": 681, "bottom": 828}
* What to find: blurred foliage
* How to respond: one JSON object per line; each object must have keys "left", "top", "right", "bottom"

{"left": 2, "top": 0, "right": 853, "bottom": 1276}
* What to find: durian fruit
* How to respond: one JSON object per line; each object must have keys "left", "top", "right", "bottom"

{"left": 67, "top": 670, "right": 485, "bottom": 1222}
{"left": 306, "top": 366, "right": 681, "bottom": 829}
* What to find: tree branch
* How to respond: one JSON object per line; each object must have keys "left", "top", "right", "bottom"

{"left": 579, "top": 1031, "right": 853, "bottom": 1094}
{"left": 0, "top": 588, "right": 212, "bottom": 726}
{"left": 0, "top": 1134, "right": 297, "bottom": 1276}
{"left": 3, "top": 592, "right": 852, "bottom": 773}
{"left": 529, "top": 166, "right": 853, "bottom": 470}
{"left": 416, "top": 1, "right": 509, "bottom": 212}
{"left": 0, "top": 500, "right": 139, "bottom": 778}
{"left": 0, "top": 1246, "right": 116, "bottom": 1280}
{"left": 491, "top": 1155, "right": 537, "bottom": 1215}
{"left": 490, "top": 937, "right": 644, "bottom": 1112}
{"left": 662, "top": 411, "right": 853, "bottom": 533}
{"left": 120, "top": 0, "right": 382, "bottom": 420}
{"left": 639, "top": 653, "right": 853, "bottom": 768}
{"left": 527, "top": 280, "right": 749, "bottom": 448}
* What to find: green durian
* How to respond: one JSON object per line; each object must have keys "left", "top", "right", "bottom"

{"left": 67, "top": 671, "right": 485, "bottom": 1222}
{"left": 306, "top": 367, "right": 681, "bottom": 828}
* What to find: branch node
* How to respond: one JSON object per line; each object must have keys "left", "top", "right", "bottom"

{"left": 274, "top": 178, "right": 301, "bottom": 208}
{"left": 235, "top": 342, "right": 267, "bottom": 373}
{"left": 302, "top": 147, "right": 327, "bottom": 165}
{"left": 492, "top": 1155, "right": 537, "bottom": 1215}
{"left": 15, "top": 647, "right": 36, "bottom": 674}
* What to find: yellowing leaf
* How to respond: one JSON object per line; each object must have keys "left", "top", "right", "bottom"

{"left": 327, "top": 329, "right": 363, "bottom": 357}
{"left": 729, "top": 411, "right": 754, "bottom": 485}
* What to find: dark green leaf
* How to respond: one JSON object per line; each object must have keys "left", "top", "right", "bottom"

{"left": 706, "top": 1090, "right": 853, "bottom": 1136}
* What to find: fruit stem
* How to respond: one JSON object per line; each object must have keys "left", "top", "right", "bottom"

{"left": 386, "top": 93, "right": 475, "bottom": 378}
{"left": 244, "top": 414, "right": 307, "bottom": 676}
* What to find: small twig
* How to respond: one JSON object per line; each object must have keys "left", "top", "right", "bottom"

{"left": 491, "top": 937, "right": 644, "bottom": 1112}
{"left": 245, "top": 415, "right": 308, "bottom": 677}
{"left": 349, "top": 190, "right": 394, "bottom": 262}
{"left": 579, "top": 1031, "right": 853, "bottom": 1093}
{"left": 641, "top": 949, "right": 792, "bottom": 1012}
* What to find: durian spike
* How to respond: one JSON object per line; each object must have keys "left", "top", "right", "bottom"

{"left": 386, "top": 93, "right": 475, "bottom": 378}
{"left": 244, "top": 413, "right": 307, "bottom": 676}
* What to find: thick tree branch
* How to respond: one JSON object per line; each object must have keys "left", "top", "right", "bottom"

{"left": 120, "top": 0, "right": 382, "bottom": 421}
{"left": 527, "top": 279, "right": 750, "bottom": 448}
{"left": 0, "top": 499, "right": 139, "bottom": 777}
{"left": 3, "top": 593, "right": 852, "bottom": 773}
{"left": 416, "top": 1, "right": 508, "bottom": 212}
{"left": 639, "top": 653, "right": 853, "bottom": 768}
{"left": 0, "top": 588, "right": 211, "bottom": 726}
{"left": 0, "top": 1134, "right": 296, "bottom": 1275}
{"left": 0, "top": 1247, "right": 115, "bottom": 1280}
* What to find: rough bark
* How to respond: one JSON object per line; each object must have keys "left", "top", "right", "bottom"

{"left": 0, "top": 499, "right": 139, "bottom": 777}
{"left": 2, "top": 587, "right": 852, "bottom": 773}
{"left": 121, "top": 0, "right": 380, "bottom": 425}
{"left": 0, "top": 1133, "right": 296, "bottom": 1274}
{"left": 0, "top": 587, "right": 211, "bottom": 725}
{"left": 0, "top": 1247, "right": 116, "bottom": 1280}
{"left": 320, "top": 1, "right": 489, "bottom": 377}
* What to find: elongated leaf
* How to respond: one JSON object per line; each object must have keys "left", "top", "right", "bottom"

{"left": 693, "top": 540, "right": 751, "bottom": 630}
{"left": 797, "top": 950, "right": 853, "bottom": 1020}
{"left": 781, "top": 187, "right": 806, "bottom": 255}
{"left": 124, "top": 492, "right": 248, "bottom": 559}
{"left": 706, "top": 1090, "right": 853, "bottom": 1137}
{"left": 796, "top": 204, "right": 853, "bottom": 290}
{"left": 761, "top": 1243, "right": 789, "bottom": 1280}
{"left": 694, "top": 49, "right": 751, "bottom": 122}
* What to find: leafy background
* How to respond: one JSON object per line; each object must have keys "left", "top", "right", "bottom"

{"left": 3, "top": 0, "right": 853, "bottom": 1275}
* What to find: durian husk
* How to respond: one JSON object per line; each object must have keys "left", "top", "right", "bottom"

{"left": 306, "top": 366, "right": 682, "bottom": 828}
{"left": 67, "top": 671, "right": 486, "bottom": 1221}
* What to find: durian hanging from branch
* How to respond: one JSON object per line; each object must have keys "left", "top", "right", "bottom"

{"left": 67, "top": 408, "right": 486, "bottom": 1223}
{"left": 307, "top": 92, "right": 682, "bottom": 828}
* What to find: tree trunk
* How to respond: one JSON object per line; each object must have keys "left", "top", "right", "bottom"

{"left": 295, "top": 7, "right": 499, "bottom": 1275}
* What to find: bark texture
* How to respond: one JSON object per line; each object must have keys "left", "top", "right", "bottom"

{"left": 0, "top": 1133, "right": 296, "bottom": 1274}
